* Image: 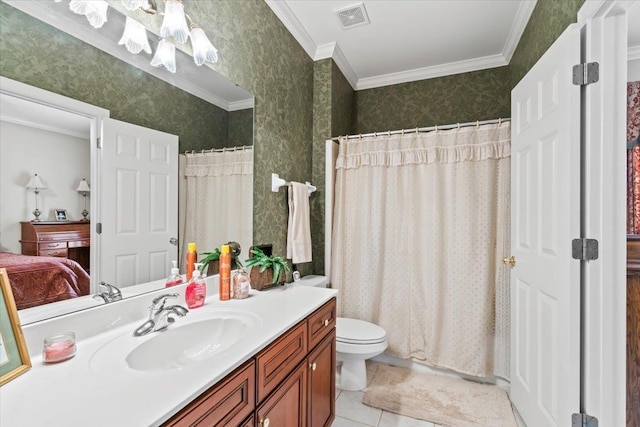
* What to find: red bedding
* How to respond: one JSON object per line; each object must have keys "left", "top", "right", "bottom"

{"left": 0, "top": 252, "right": 91, "bottom": 310}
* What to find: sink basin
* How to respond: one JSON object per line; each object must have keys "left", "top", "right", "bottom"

{"left": 90, "top": 308, "right": 261, "bottom": 372}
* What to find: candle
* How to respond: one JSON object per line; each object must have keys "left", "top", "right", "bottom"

{"left": 43, "top": 332, "right": 76, "bottom": 363}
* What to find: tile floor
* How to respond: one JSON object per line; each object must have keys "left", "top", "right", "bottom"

{"left": 332, "top": 362, "right": 442, "bottom": 427}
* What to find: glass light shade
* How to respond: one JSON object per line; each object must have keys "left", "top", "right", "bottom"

{"left": 76, "top": 179, "right": 91, "bottom": 193}
{"left": 69, "top": 1, "right": 109, "bottom": 29}
{"left": 119, "top": 17, "right": 152, "bottom": 54}
{"left": 150, "top": 39, "right": 177, "bottom": 73}
{"left": 160, "top": 0, "right": 190, "bottom": 44}
{"left": 190, "top": 27, "right": 218, "bottom": 65}
{"left": 26, "top": 174, "right": 46, "bottom": 189}
{"left": 121, "top": 0, "right": 148, "bottom": 11}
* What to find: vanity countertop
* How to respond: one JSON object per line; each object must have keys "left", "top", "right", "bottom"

{"left": 0, "top": 282, "right": 337, "bottom": 427}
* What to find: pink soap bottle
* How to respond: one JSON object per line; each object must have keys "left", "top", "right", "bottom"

{"left": 185, "top": 263, "right": 206, "bottom": 309}
{"left": 165, "top": 261, "right": 184, "bottom": 288}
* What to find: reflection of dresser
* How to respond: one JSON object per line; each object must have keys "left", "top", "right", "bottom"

{"left": 20, "top": 221, "right": 90, "bottom": 272}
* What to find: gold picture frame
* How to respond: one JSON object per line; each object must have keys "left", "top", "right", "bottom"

{"left": 0, "top": 268, "right": 31, "bottom": 385}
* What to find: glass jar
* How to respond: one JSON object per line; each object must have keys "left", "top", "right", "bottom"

{"left": 233, "top": 269, "right": 250, "bottom": 299}
{"left": 43, "top": 332, "right": 76, "bottom": 363}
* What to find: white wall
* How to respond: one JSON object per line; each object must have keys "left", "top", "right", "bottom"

{"left": 0, "top": 121, "right": 90, "bottom": 252}
{"left": 629, "top": 58, "right": 640, "bottom": 82}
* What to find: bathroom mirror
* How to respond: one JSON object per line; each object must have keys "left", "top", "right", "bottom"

{"left": 0, "top": 1, "right": 254, "bottom": 323}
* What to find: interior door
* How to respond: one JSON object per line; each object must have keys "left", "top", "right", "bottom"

{"left": 99, "top": 118, "right": 178, "bottom": 287}
{"left": 510, "top": 23, "right": 581, "bottom": 426}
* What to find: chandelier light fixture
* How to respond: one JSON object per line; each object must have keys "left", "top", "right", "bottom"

{"left": 58, "top": 0, "right": 218, "bottom": 74}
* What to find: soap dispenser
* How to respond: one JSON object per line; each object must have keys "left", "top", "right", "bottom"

{"left": 185, "top": 262, "right": 206, "bottom": 309}
{"left": 165, "top": 261, "right": 184, "bottom": 288}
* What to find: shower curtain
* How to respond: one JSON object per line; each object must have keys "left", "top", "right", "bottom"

{"left": 179, "top": 149, "right": 253, "bottom": 270}
{"left": 331, "top": 122, "right": 511, "bottom": 379}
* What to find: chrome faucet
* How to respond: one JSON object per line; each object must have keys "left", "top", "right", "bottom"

{"left": 94, "top": 282, "right": 122, "bottom": 303}
{"left": 133, "top": 293, "right": 188, "bottom": 337}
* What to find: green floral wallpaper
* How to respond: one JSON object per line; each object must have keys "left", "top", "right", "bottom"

{"left": 355, "top": 66, "right": 511, "bottom": 134}
{"left": 509, "top": 0, "right": 585, "bottom": 89}
{"left": 228, "top": 108, "right": 254, "bottom": 148}
{"left": 0, "top": 3, "right": 228, "bottom": 151}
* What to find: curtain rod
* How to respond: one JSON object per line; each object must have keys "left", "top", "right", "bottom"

{"left": 183, "top": 145, "right": 253, "bottom": 154}
{"left": 330, "top": 118, "right": 511, "bottom": 141}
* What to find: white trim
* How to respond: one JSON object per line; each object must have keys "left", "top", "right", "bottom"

{"left": 331, "top": 43, "right": 358, "bottom": 90}
{"left": 314, "top": 42, "right": 336, "bottom": 61}
{"left": 629, "top": 45, "right": 640, "bottom": 60}
{"left": 579, "top": 0, "right": 632, "bottom": 425}
{"left": 0, "top": 115, "right": 88, "bottom": 140}
{"left": 356, "top": 54, "right": 508, "bottom": 90}
{"left": 264, "top": 0, "right": 317, "bottom": 59}
{"left": 228, "top": 98, "right": 255, "bottom": 111}
{"left": 501, "top": 0, "right": 537, "bottom": 63}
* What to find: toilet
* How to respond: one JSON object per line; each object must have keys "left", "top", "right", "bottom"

{"left": 296, "top": 275, "right": 388, "bottom": 391}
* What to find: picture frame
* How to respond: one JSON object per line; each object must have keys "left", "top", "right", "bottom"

{"left": 0, "top": 268, "right": 31, "bottom": 386}
{"left": 54, "top": 209, "right": 68, "bottom": 222}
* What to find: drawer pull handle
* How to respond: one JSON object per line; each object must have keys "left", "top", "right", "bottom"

{"left": 323, "top": 319, "right": 329, "bottom": 327}
{"left": 260, "top": 418, "right": 270, "bottom": 427}
{"left": 309, "top": 362, "right": 317, "bottom": 371}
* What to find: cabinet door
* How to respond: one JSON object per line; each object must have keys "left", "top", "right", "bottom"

{"left": 307, "top": 329, "right": 336, "bottom": 427}
{"left": 256, "top": 362, "right": 307, "bottom": 427}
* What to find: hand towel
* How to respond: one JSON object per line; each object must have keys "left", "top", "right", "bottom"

{"left": 286, "top": 182, "right": 312, "bottom": 263}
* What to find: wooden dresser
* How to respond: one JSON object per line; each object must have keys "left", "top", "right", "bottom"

{"left": 20, "top": 221, "right": 90, "bottom": 272}
{"left": 627, "top": 236, "right": 640, "bottom": 427}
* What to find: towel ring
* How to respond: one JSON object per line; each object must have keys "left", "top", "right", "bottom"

{"left": 498, "top": 118, "right": 502, "bottom": 126}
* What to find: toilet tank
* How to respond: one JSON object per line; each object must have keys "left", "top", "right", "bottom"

{"left": 296, "top": 275, "right": 329, "bottom": 288}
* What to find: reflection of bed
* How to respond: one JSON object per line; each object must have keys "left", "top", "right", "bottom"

{"left": 0, "top": 252, "right": 90, "bottom": 310}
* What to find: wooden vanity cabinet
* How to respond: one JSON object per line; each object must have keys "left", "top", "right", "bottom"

{"left": 163, "top": 297, "right": 336, "bottom": 427}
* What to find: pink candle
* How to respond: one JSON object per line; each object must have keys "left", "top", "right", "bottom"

{"left": 43, "top": 333, "right": 76, "bottom": 363}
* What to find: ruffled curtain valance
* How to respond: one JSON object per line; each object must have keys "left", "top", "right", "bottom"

{"left": 184, "top": 149, "right": 253, "bottom": 177}
{"left": 336, "top": 124, "right": 511, "bottom": 169}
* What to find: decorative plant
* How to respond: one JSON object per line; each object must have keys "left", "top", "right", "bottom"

{"left": 199, "top": 248, "right": 220, "bottom": 273}
{"left": 244, "top": 247, "right": 290, "bottom": 284}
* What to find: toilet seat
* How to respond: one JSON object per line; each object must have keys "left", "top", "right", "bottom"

{"left": 336, "top": 318, "right": 386, "bottom": 345}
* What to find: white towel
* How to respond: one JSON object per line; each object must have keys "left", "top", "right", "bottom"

{"left": 286, "top": 182, "right": 312, "bottom": 263}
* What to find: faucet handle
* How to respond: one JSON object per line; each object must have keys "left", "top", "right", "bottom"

{"left": 151, "top": 293, "right": 179, "bottom": 310}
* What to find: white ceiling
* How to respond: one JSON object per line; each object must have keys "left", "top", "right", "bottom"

{"left": 267, "top": 0, "right": 640, "bottom": 90}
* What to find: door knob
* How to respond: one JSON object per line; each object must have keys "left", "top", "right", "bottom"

{"left": 309, "top": 362, "right": 317, "bottom": 371}
{"left": 503, "top": 256, "right": 516, "bottom": 267}
{"left": 260, "top": 418, "right": 270, "bottom": 427}
{"left": 169, "top": 237, "right": 178, "bottom": 245}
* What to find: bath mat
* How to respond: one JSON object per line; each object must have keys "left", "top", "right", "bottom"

{"left": 363, "top": 364, "right": 517, "bottom": 427}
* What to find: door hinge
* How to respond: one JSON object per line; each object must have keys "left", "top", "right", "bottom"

{"left": 96, "top": 222, "right": 102, "bottom": 234}
{"left": 572, "top": 413, "right": 598, "bottom": 427}
{"left": 97, "top": 136, "right": 102, "bottom": 149}
{"left": 572, "top": 238, "right": 598, "bottom": 261}
{"left": 572, "top": 62, "right": 599, "bottom": 85}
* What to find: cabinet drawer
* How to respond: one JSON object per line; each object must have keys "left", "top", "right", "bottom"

{"left": 39, "top": 248, "right": 68, "bottom": 258}
{"left": 68, "top": 239, "right": 90, "bottom": 248}
{"left": 308, "top": 298, "right": 336, "bottom": 350}
{"left": 256, "top": 320, "right": 308, "bottom": 403}
{"left": 163, "top": 361, "right": 255, "bottom": 427}
{"left": 39, "top": 242, "right": 67, "bottom": 250}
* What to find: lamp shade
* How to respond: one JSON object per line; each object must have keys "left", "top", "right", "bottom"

{"left": 26, "top": 174, "right": 46, "bottom": 189}
{"left": 160, "top": 0, "right": 189, "bottom": 44}
{"left": 150, "top": 39, "right": 177, "bottom": 73}
{"left": 76, "top": 179, "right": 91, "bottom": 193}
{"left": 190, "top": 27, "right": 218, "bottom": 65}
{"left": 119, "top": 17, "right": 152, "bottom": 55}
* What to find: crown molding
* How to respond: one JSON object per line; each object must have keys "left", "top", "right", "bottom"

{"left": 502, "top": 0, "right": 537, "bottom": 63}
{"left": 356, "top": 54, "right": 508, "bottom": 90}
{"left": 228, "top": 98, "right": 255, "bottom": 111}
{"left": 315, "top": 42, "right": 336, "bottom": 61}
{"left": 629, "top": 45, "right": 640, "bottom": 61}
{"left": 0, "top": 114, "right": 89, "bottom": 140}
{"left": 264, "top": 0, "right": 317, "bottom": 59}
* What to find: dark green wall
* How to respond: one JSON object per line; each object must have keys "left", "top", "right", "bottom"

{"left": 228, "top": 109, "right": 254, "bottom": 148}
{"left": 355, "top": 67, "right": 511, "bottom": 134}
{"left": 509, "top": 0, "right": 585, "bottom": 88}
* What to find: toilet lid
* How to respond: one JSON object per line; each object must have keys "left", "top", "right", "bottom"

{"left": 336, "top": 317, "right": 386, "bottom": 344}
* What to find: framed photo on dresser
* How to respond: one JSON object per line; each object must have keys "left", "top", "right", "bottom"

{"left": 0, "top": 268, "right": 31, "bottom": 386}
{"left": 54, "top": 209, "right": 67, "bottom": 221}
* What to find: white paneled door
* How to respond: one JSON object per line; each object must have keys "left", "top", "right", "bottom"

{"left": 99, "top": 118, "right": 178, "bottom": 287}
{"left": 510, "top": 24, "right": 581, "bottom": 427}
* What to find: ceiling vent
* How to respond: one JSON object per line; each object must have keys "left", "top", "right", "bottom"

{"left": 334, "top": 3, "right": 370, "bottom": 30}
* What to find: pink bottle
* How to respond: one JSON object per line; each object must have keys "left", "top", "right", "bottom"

{"left": 185, "top": 263, "right": 206, "bottom": 309}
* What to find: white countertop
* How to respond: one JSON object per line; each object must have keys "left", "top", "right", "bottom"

{"left": 0, "top": 281, "right": 337, "bottom": 427}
